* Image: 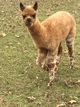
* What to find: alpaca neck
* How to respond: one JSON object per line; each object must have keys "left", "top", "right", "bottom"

{"left": 27, "top": 18, "right": 47, "bottom": 48}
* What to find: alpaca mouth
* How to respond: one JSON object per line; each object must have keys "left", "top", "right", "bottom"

{"left": 25, "top": 21, "right": 32, "bottom": 26}
{"left": 25, "top": 19, "right": 33, "bottom": 27}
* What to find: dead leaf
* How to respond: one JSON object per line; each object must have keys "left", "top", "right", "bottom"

{"left": 61, "top": 93, "right": 65, "bottom": 99}
{"left": 68, "top": 100, "right": 77, "bottom": 104}
{"left": 36, "top": 76, "right": 39, "bottom": 79}
{"left": 37, "top": 102, "right": 42, "bottom": 105}
{"left": 46, "top": 13, "right": 50, "bottom": 16}
{"left": 78, "top": 52, "right": 80, "bottom": 55}
{"left": 56, "top": 102, "right": 66, "bottom": 107}
{"left": 75, "top": 80, "right": 80, "bottom": 84}
{"left": 0, "top": 32, "right": 6, "bottom": 37}
{"left": 74, "top": 65, "right": 80, "bottom": 69}
{"left": 64, "top": 79, "right": 74, "bottom": 87}
{"left": 44, "top": 92, "right": 49, "bottom": 98}
{"left": 77, "top": 80, "right": 80, "bottom": 83}
{"left": 27, "top": 96, "right": 36, "bottom": 102}
{"left": 64, "top": 50, "right": 67, "bottom": 54}
{"left": 8, "top": 42, "right": 13, "bottom": 45}
{"left": 15, "top": 35, "right": 20, "bottom": 38}
{"left": 17, "top": 42, "right": 20, "bottom": 45}
{"left": 1, "top": 10, "right": 4, "bottom": 13}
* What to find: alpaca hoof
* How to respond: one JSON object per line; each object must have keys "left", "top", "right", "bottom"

{"left": 47, "top": 81, "right": 54, "bottom": 87}
{"left": 43, "top": 66, "right": 49, "bottom": 72}
{"left": 70, "top": 65, "right": 73, "bottom": 69}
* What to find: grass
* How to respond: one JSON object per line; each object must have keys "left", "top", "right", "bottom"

{"left": 0, "top": 0, "right": 80, "bottom": 107}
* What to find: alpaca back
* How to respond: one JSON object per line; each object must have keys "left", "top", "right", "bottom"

{"left": 42, "top": 11, "right": 76, "bottom": 43}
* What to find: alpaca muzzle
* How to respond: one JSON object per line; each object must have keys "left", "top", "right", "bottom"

{"left": 25, "top": 18, "right": 32, "bottom": 26}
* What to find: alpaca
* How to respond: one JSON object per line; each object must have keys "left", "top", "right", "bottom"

{"left": 20, "top": 2, "right": 76, "bottom": 86}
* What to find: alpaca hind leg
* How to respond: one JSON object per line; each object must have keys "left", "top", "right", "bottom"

{"left": 66, "top": 37, "right": 75, "bottom": 69}
{"left": 56, "top": 43, "right": 63, "bottom": 70}
{"left": 66, "top": 25, "right": 76, "bottom": 69}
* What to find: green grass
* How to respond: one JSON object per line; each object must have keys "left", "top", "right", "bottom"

{"left": 0, "top": 0, "right": 80, "bottom": 107}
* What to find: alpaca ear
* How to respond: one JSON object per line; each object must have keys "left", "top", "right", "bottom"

{"left": 20, "top": 2, "right": 25, "bottom": 11}
{"left": 33, "top": 2, "right": 38, "bottom": 11}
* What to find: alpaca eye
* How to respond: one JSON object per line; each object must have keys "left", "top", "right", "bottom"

{"left": 32, "top": 14, "right": 36, "bottom": 18}
{"left": 22, "top": 15, "right": 26, "bottom": 19}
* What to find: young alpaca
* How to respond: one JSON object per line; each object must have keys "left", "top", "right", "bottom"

{"left": 20, "top": 2, "right": 76, "bottom": 86}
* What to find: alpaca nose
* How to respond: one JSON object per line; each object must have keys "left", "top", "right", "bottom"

{"left": 25, "top": 18, "right": 32, "bottom": 26}
{"left": 27, "top": 18, "right": 32, "bottom": 23}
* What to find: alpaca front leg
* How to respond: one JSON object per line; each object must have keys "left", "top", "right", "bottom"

{"left": 36, "top": 48, "right": 47, "bottom": 68}
{"left": 47, "top": 50, "right": 58, "bottom": 86}
{"left": 48, "top": 59, "right": 57, "bottom": 86}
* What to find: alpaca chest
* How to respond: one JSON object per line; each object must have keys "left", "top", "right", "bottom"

{"left": 32, "top": 35, "right": 55, "bottom": 50}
